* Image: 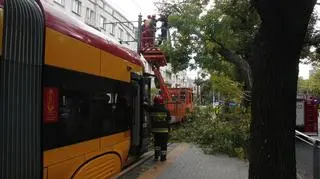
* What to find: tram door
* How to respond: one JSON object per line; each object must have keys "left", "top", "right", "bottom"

{"left": 130, "top": 73, "right": 151, "bottom": 155}
{"left": 140, "top": 77, "right": 152, "bottom": 153}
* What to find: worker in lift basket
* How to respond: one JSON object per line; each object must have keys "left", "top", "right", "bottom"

{"left": 149, "top": 95, "right": 171, "bottom": 161}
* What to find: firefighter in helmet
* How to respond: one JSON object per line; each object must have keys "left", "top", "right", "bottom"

{"left": 150, "top": 95, "right": 171, "bottom": 161}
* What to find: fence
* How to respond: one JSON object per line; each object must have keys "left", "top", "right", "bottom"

{"left": 295, "top": 130, "right": 320, "bottom": 179}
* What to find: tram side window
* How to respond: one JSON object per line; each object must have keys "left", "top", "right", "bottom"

{"left": 94, "top": 91, "right": 117, "bottom": 136}
{"left": 91, "top": 91, "right": 110, "bottom": 136}
{"left": 114, "top": 90, "right": 132, "bottom": 132}
{"left": 43, "top": 89, "right": 94, "bottom": 150}
{"left": 59, "top": 90, "right": 94, "bottom": 145}
{"left": 43, "top": 66, "right": 134, "bottom": 151}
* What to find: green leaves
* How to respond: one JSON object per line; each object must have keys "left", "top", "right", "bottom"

{"left": 156, "top": 0, "right": 259, "bottom": 87}
{"left": 210, "top": 72, "right": 244, "bottom": 102}
{"left": 298, "top": 68, "right": 320, "bottom": 96}
{"left": 197, "top": 68, "right": 244, "bottom": 105}
{"left": 160, "top": 41, "right": 190, "bottom": 72}
{"left": 301, "top": 13, "right": 320, "bottom": 64}
{"left": 170, "top": 106, "right": 251, "bottom": 159}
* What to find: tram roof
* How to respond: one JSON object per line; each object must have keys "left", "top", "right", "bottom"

{"left": 0, "top": 0, "right": 143, "bottom": 66}
{"left": 42, "top": 0, "right": 142, "bottom": 66}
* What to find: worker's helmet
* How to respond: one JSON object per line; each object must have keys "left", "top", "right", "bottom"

{"left": 153, "top": 95, "right": 164, "bottom": 105}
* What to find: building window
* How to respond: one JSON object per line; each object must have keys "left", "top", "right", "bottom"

{"left": 100, "top": 16, "right": 106, "bottom": 30}
{"left": 72, "top": 0, "right": 81, "bottom": 15}
{"left": 126, "top": 33, "right": 130, "bottom": 44}
{"left": 54, "top": 0, "right": 65, "bottom": 6}
{"left": 90, "top": 11, "right": 96, "bottom": 25}
{"left": 86, "top": 8, "right": 96, "bottom": 25}
{"left": 119, "top": 28, "right": 124, "bottom": 40}
{"left": 86, "top": 8, "right": 90, "bottom": 21}
{"left": 111, "top": 23, "right": 116, "bottom": 35}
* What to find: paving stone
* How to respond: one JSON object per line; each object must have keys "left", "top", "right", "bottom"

{"left": 119, "top": 143, "right": 248, "bottom": 179}
{"left": 158, "top": 145, "right": 248, "bottom": 179}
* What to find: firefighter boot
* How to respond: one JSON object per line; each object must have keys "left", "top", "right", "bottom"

{"left": 160, "top": 150, "right": 167, "bottom": 161}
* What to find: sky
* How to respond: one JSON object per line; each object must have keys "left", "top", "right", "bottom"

{"left": 108, "top": 0, "right": 319, "bottom": 80}
{"left": 299, "top": 63, "right": 312, "bottom": 79}
{"left": 108, "top": 0, "right": 156, "bottom": 21}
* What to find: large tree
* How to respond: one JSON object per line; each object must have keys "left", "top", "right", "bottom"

{"left": 156, "top": 0, "right": 318, "bottom": 178}
{"left": 249, "top": 0, "right": 316, "bottom": 178}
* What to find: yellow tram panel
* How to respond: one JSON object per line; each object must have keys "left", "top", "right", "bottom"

{"left": 44, "top": 139, "right": 99, "bottom": 167}
{"left": 47, "top": 155, "right": 85, "bottom": 179}
{"left": 72, "top": 153, "right": 122, "bottom": 179}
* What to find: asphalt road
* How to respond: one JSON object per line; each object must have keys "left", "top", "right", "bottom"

{"left": 295, "top": 114, "right": 320, "bottom": 179}
{"left": 296, "top": 139, "right": 314, "bottom": 179}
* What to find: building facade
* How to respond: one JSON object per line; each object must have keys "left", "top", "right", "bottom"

{"left": 47, "top": 0, "right": 137, "bottom": 51}
{"left": 159, "top": 64, "right": 195, "bottom": 89}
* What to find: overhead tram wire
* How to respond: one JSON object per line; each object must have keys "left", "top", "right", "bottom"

{"left": 105, "top": 0, "right": 145, "bottom": 43}
{"left": 102, "top": 1, "right": 140, "bottom": 43}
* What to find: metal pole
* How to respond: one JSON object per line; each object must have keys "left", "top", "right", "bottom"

{"left": 137, "top": 14, "right": 142, "bottom": 53}
{"left": 313, "top": 140, "right": 320, "bottom": 179}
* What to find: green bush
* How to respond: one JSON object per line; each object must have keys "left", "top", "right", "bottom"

{"left": 170, "top": 105, "right": 250, "bottom": 160}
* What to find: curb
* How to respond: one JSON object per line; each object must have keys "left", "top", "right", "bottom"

{"left": 113, "top": 143, "right": 173, "bottom": 179}
{"left": 113, "top": 151, "right": 154, "bottom": 179}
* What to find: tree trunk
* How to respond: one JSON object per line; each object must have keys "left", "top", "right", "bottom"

{"left": 249, "top": 1, "right": 316, "bottom": 179}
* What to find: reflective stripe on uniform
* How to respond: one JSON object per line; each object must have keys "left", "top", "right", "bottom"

{"left": 150, "top": 112, "right": 167, "bottom": 117}
{"left": 150, "top": 112, "right": 167, "bottom": 122}
{"left": 151, "top": 128, "right": 169, "bottom": 133}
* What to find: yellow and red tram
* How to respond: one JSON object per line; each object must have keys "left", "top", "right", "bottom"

{"left": 0, "top": 0, "right": 151, "bottom": 178}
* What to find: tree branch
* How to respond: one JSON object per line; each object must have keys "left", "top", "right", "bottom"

{"left": 209, "top": 37, "right": 253, "bottom": 89}
{"left": 217, "top": 46, "right": 253, "bottom": 89}
{"left": 212, "top": 38, "right": 225, "bottom": 48}
{"left": 240, "top": 90, "right": 252, "bottom": 101}
{"left": 306, "top": 34, "right": 320, "bottom": 46}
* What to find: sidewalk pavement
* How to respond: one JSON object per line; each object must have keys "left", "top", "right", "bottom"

{"left": 119, "top": 143, "right": 249, "bottom": 179}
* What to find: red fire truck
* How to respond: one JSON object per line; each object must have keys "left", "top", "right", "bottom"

{"left": 296, "top": 97, "right": 319, "bottom": 136}
{"left": 166, "top": 88, "right": 193, "bottom": 123}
